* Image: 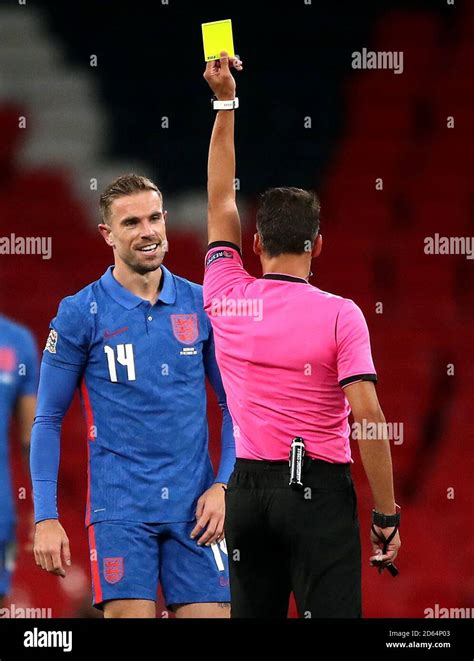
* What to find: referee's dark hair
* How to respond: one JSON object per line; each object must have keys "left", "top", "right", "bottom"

{"left": 256, "top": 187, "right": 321, "bottom": 257}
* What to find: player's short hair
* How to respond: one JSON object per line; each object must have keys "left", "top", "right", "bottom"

{"left": 100, "top": 173, "right": 163, "bottom": 223}
{"left": 256, "top": 187, "right": 320, "bottom": 257}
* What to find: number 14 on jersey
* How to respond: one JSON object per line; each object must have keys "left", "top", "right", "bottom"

{"left": 104, "top": 344, "right": 136, "bottom": 382}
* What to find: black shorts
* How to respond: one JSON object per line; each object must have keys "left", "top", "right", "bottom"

{"left": 225, "top": 458, "right": 361, "bottom": 618}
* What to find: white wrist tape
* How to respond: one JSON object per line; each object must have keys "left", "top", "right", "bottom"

{"left": 212, "top": 97, "right": 239, "bottom": 110}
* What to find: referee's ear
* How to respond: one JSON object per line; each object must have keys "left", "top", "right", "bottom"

{"left": 312, "top": 234, "right": 323, "bottom": 258}
{"left": 253, "top": 232, "right": 263, "bottom": 256}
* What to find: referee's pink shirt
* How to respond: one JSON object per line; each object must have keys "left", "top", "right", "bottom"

{"left": 203, "top": 242, "right": 377, "bottom": 464}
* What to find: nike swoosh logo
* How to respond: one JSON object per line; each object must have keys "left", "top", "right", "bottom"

{"left": 103, "top": 326, "right": 129, "bottom": 339}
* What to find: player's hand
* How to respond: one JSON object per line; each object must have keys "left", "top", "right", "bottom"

{"left": 33, "top": 519, "right": 71, "bottom": 578}
{"left": 190, "top": 483, "right": 226, "bottom": 546}
{"left": 369, "top": 525, "right": 401, "bottom": 570}
{"left": 203, "top": 51, "right": 243, "bottom": 101}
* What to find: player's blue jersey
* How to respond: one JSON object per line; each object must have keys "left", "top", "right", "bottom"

{"left": 37, "top": 266, "right": 233, "bottom": 526}
{"left": 0, "top": 315, "right": 38, "bottom": 532}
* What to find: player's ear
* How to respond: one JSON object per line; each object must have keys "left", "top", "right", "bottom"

{"left": 98, "top": 223, "right": 115, "bottom": 248}
{"left": 312, "top": 234, "right": 322, "bottom": 258}
{"left": 253, "top": 232, "right": 263, "bottom": 256}
{"left": 163, "top": 210, "right": 168, "bottom": 224}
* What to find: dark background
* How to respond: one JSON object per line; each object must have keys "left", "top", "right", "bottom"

{"left": 39, "top": 0, "right": 454, "bottom": 193}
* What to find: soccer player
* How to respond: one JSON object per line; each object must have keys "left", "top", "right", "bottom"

{"left": 30, "top": 174, "right": 235, "bottom": 618}
{"left": 202, "top": 54, "right": 401, "bottom": 618}
{"left": 0, "top": 314, "right": 38, "bottom": 607}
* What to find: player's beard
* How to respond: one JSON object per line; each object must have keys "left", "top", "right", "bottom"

{"left": 130, "top": 260, "right": 162, "bottom": 276}
{"left": 121, "top": 243, "right": 167, "bottom": 276}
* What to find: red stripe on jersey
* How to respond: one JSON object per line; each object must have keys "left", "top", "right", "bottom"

{"left": 80, "top": 380, "right": 95, "bottom": 527}
{"left": 80, "top": 380, "right": 95, "bottom": 441}
{"left": 88, "top": 524, "right": 103, "bottom": 605}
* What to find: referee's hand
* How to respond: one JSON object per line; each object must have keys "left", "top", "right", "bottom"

{"left": 190, "top": 483, "right": 226, "bottom": 546}
{"left": 33, "top": 519, "right": 71, "bottom": 578}
{"left": 203, "top": 51, "right": 243, "bottom": 101}
{"left": 370, "top": 525, "right": 401, "bottom": 570}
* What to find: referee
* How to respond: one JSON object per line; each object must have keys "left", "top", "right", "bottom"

{"left": 202, "top": 53, "right": 401, "bottom": 618}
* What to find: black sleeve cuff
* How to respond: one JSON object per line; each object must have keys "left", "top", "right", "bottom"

{"left": 339, "top": 373, "right": 378, "bottom": 388}
{"left": 207, "top": 241, "right": 242, "bottom": 257}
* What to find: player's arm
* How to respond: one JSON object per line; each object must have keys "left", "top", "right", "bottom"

{"left": 16, "top": 393, "right": 37, "bottom": 549}
{"left": 15, "top": 328, "right": 39, "bottom": 463}
{"left": 31, "top": 363, "right": 80, "bottom": 577}
{"left": 16, "top": 396, "right": 36, "bottom": 457}
{"left": 204, "top": 51, "right": 243, "bottom": 249}
{"left": 190, "top": 329, "right": 235, "bottom": 547}
{"left": 203, "top": 330, "right": 235, "bottom": 486}
{"left": 31, "top": 298, "right": 90, "bottom": 578}
{"left": 344, "top": 381, "right": 401, "bottom": 568}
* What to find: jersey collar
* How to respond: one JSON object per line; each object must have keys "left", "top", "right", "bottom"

{"left": 262, "top": 272, "right": 308, "bottom": 284}
{"left": 158, "top": 266, "right": 177, "bottom": 305}
{"left": 101, "top": 265, "right": 177, "bottom": 308}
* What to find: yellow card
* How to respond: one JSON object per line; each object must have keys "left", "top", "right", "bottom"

{"left": 202, "top": 19, "right": 235, "bottom": 62}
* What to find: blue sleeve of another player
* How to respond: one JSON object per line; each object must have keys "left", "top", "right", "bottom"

{"left": 18, "top": 329, "right": 39, "bottom": 396}
{"left": 203, "top": 328, "right": 236, "bottom": 484}
{"left": 30, "top": 362, "right": 80, "bottom": 523}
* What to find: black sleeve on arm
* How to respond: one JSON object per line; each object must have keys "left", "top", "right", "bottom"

{"left": 207, "top": 241, "right": 242, "bottom": 256}
{"left": 340, "top": 374, "right": 378, "bottom": 388}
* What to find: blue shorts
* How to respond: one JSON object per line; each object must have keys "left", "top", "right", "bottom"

{"left": 87, "top": 520, "right": 230, "bottom": 610}
{"left": 0, "top": 534, "right": 16, "bottom": 598}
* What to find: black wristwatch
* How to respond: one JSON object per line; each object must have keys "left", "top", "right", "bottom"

{"left": 372, "top": 509, "right": 400, "bottom": 528}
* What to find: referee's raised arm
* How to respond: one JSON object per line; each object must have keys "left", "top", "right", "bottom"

{"left": 204, "top": 51, "right": 243, "bottom": 249}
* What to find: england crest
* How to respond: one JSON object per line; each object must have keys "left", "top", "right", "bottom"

{"left": 171, "top": 314, "right": 199, "bottom": 345}
{"left": 103, "top": 557, "right": 124, "bottom": 584}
